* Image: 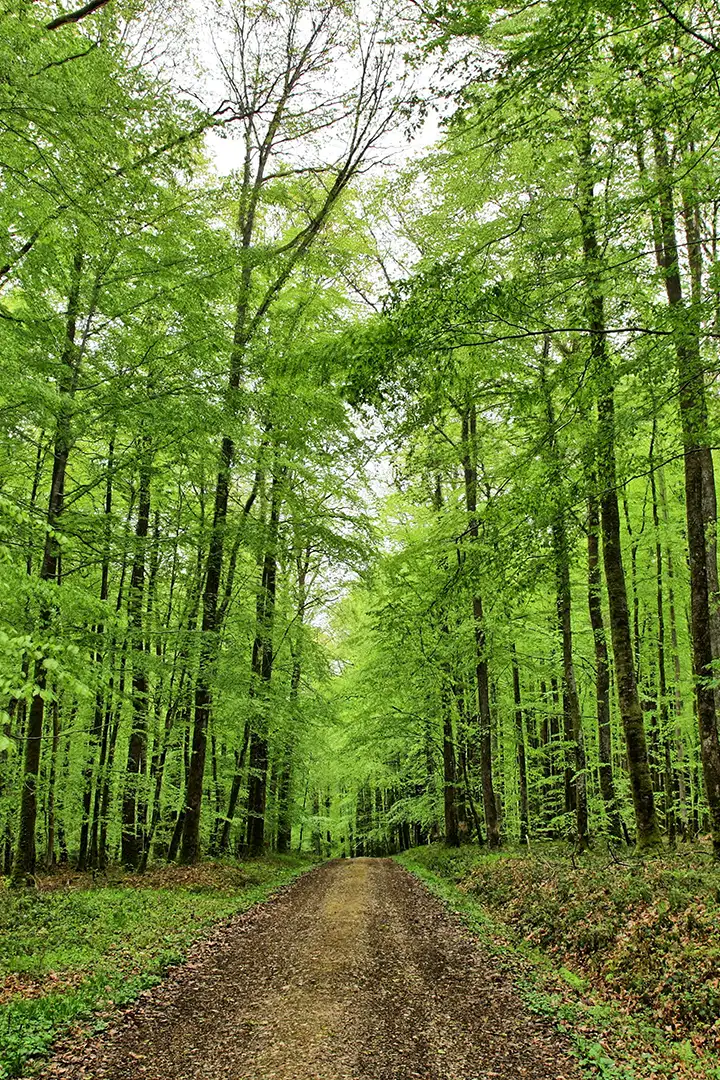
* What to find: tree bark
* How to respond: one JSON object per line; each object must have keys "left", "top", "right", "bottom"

{"left": 121, "top": 443, "right": 153, "bottom": 868}
{"left": 649, "top": 428, "right": 676, "bottom": 844}
{"left": 77, "top": 438, "right": 115, "bottom": 870}
{"left": 577, "top": 123, "right": 660, "bottom": 849}
{"left": 460, "top": 404, "right": 500, "bottom": 848}
{"left": 246, "top": 469, "right": 284, "bottom": 856}
{"left": 540, "top": 349, "right": 589, "bottom": 847}
{"left": 511, "top": 643, "right": 530, "bottom": 843}
{"left": 441, "top": 683, "right": 460, "bottom": 847}
{"left": 553, "top": 518, "right": 589, "bottom": 849}
{"left": 659, "top": 467, "right": 689, "bottom": 836}
{"left": 651, "top": 124, "right": 720, "bottom": 854}
{"left": 587, "top": 492, "right": 624, "bottom": 840}
{"left": 12, "top": 252, "right": 84, "bottom": 884}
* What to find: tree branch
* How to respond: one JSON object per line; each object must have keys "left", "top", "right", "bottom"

{"left": 46, "top": 0, "right": 112, "bottom": 31}
{"left": 656, "top": 0, "right": 718, "bottom": 50}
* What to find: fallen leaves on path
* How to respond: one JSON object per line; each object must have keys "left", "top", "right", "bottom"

{"left": 40, "top": 859, "right": 581, "bottom": 1080}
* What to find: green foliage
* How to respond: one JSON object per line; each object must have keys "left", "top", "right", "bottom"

{"left": 2, "top": 0, "right": 720, "bottom": 1069}
{"left": 0, "top": 856, "right": 312, "bottom": 1077}
{"left": 402, "top": 844, "right": 720, "bottom": 1075}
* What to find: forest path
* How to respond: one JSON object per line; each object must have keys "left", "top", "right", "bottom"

{"left": 41, "top": 859, "right": 580, "bottom": 1080}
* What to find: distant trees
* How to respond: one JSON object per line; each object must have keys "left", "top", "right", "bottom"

{"left": 2, "top": 0, "right": 720, "bottom": 875}
{"left": 325, "top": 0, "right": 720, "bottom": 856}
{"left": 0, "top": 0, "right": 399, "bottom": 882}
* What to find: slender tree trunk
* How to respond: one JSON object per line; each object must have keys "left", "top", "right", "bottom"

{"left": 511, "top": 644, "right": 530, "bottom": 842}
{"left": 97, "top": 647, "right": 127, "bottom": 869}
{"left": 441, "top": 682, "right": 460, "bottom": 847}
{"left": 178, "top": 148, "right": 261, "bottom": 866}
{"left": 587, "top": 492, "right": 624, "bottom": 840}
{"left": 45, "top": 700, "right": 61, "bottom": 869}
{"left": 459, "top": 405, "right": 500, "bottom": 847}
{"left": 577, "top": 124, "right": 660, "bottom": 849}
{"left": 649, "top": 426, "right": 677, "bottom": 844}
{"left": 12, "top": 252, "right": 84, "bottom": 884}
{"left": 277, "top": 547, "right": 309, "bottom": 854}
{"left": 659, "top": 468, "right": 689, "bottom": 835}
{"left": 540, "top": 352, "right": 589, "bottom": 847}
{"left": 276, "top": 656, "right": 300, "bottom": 854}
{"left": 218, "top": 732, "right": 250, "bottom": 854}
{"left": 78, "top": 438, "right": 115, "bottom": 870}
{"left": 681, "top": 180, "right": 720, "bottom": 720}
{"left": 246, "top": 469, "right": 283, "bottom": 856}
{"left": 651, "top": 125, "right": 720, "bottom": 855}
{"left": 180, "top": 459, "right": 234, "bottom": 862}
{"left": 121, "top": 445, "right": 153, "bottom": 868}
{"left": 553, "top": 519, "right": 589, "bottom": 849}
{"left": 432, "top": 474, "right": 461, "bottom": 848}
{"left": 179, "top": 437, "right": 260, "bottom": 864}
{"left": 86, "top": 493, "right": 134, "bottom": 870}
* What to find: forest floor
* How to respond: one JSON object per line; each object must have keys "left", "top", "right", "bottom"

{"left": 0, "top": 855, "right": 313, "bottom": 1079}
{"left": 400, "top": 844, "right": 720, "bottom": 1080}
{"left": 32, "top": 858, "right": 580, "bottom": 1080}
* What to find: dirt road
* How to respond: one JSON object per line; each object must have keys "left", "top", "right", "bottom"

{"left": 42, "top": 859, "right": 580, "bottom": 1080}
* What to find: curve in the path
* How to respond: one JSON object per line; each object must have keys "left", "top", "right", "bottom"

{"left": 41, "top": 858, "right": 580, "bottom": 1080}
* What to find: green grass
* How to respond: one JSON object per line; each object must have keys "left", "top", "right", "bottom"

{"left": 0, "top": 854, "right": 315, "bottom": 1078}
{"left": 398, "top": 844, "right": 720, "bottom": 1080}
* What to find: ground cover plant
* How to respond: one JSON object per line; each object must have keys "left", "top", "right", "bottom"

{"left": 400, "top": 844, "right": 720, "bottom": 1079}
{"left": 0, "top": 856, "right": 312, "bottom": 1078}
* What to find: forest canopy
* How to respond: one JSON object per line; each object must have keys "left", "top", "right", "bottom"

{"left": 2, "top": 0, "right": 720, "bottom": 887}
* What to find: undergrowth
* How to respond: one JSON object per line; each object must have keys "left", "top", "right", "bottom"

{"left": 0, "top": 854, "right": 314, "bottom": 1078}
{"left": 398, "top": 843, "right": 720, "bottom": 1080}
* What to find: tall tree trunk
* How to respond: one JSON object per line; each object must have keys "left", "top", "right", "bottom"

{"left": 577, "top": 123, "right": 660, "bottom": 849}
{"left": 649, "top": 431, "right": 676, "bottom": 845}
{"left": 587, "top": 492, "right": 624, "bottom": 840}
{"left": 540, "top": 352, "right": 589, "bottom": 847}
{"left": 651, "top": 124, "right": 720, "bottom": 855}
{"left": 12, "top": 252, "right": 84, "bottom": 885}
{"left": 553, "top": 518, "right": 589, "bottom": 849}
{"left": 88, "top": 502, "right": 133, "bottom": 871}
{"left": 78, "top": 438, "right": 115, "bottom": 870}
{"left": 460, "top": 404, "right": 500, "bottom": 847}
{"left": 432, "top": 474, "right": 461, "bottom": 848}
{"left": 179, "top": 437, "right": 260, "bottom": 864}
{"left": 511, "top": 644, "right": 530, "bottom": 843}
{"left": 178, "top": 138, "right": 264, "bottom": 866}
{"left": 180, "top": 443, "right": 239, "bottom": 861}
{"left": 246, "top": 469, "right": 283, "bottom": 856}
{"left": 659, "top": 467, "right": 689, "bottom": 836}
{"left": 441, "top": 682, "right": 460, "bottom": 847}
{"left": 681, "top": 179, "right": 720, "bottom": 720}
{"left": 276, "top": 549, "right": 309, "bottom": 854}
{"left": 121, "top": 444, "right": 153, "bottom": 868}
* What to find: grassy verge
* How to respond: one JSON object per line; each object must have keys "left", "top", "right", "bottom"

{"left": 0, "top": 854, "right": 316, "bottom": 1078}
{"left": 397, "top": 844, "right": 720, "bottom": 1080}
